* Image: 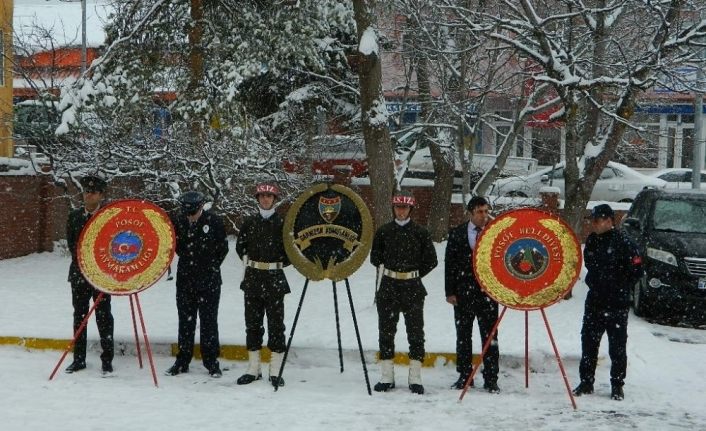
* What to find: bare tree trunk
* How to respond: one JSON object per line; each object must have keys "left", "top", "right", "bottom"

{"left": 474, "top": 106, "right": 527, "bottom": 195}
{"left": 353, "top": 0, "right": 395, "bottom": 228}
{"left": 563, "top": 0, "right": 607, "bottom": 235}
{"left": 188, "top": 0, "right": 204, "bottom": 146}
{"left": 417, "top": 58, "right": 454, "bottom": 241}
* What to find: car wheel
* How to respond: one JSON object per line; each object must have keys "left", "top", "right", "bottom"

{"left": 633, "top": 276, "right": 652, "bottom": 318}
{"left": 505, "top": 191, "right": 528, "bottom": 198}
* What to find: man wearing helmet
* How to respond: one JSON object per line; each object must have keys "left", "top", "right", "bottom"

{"left": 235, "top": 183, "right": 291, "bottom": 387}
{"left": 166, "top": 191, "right": 229, "bottom": 378}
{"left": 370, "top": 190, "right": 438, "bottom": 395}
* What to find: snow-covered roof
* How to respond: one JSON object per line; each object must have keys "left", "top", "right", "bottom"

{"left": 13, "top": 0, "right": 113, "bottom": 48}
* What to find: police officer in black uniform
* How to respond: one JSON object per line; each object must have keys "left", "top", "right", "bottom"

{"left": 235, "top": 183, "right": 290, "bottom": 387}
{"left": 65, "top": 175, "right": 115, "bottom": 375}
{"left": 370, "top": 190, "right": 437, "bottom": 395}
{"left": 573, "top": 204, "right": 644, "bottom": 401}
{"left": 166, "top": 191, "right": 229, "bottom": 378}
{"left": 445, "top": 196, "right": 500, "bottom": 393}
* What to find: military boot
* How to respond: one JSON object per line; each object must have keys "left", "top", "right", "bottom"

{"left": 573, "top": 381, "right": 594, "bottom": 396}
{"left": 374, "top": 359, "right": 395, "bottom": 392}
{"left": 237, "top": 350, "right": 262, "bottom": 385}
{"left": 408, "top": 360, "right": 424, "bottom": 395}
{"left": 269, "top": 351, "right": 285, "bottom": 387}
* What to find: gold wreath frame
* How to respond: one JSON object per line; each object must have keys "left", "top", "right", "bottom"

{"left": 79, "top": 205, "right": 175, "bottom": 295}
{"left": 284, "top": 183, "right": 373, "bottom": 281}
{"left": 474, "top": 215, "right": 581, "bottom": 309}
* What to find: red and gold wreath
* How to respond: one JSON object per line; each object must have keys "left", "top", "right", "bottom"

{"left": 77, "top": 199, "right": 175, "bottom": 295}
{"left": 473, "top": 208, "right": 581, "bottom": 310}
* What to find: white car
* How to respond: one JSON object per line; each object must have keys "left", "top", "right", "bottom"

{"left": 650, "top": 168, "right": 706, "bottom": 189}
{"left": 491, "top": 161, "right": 667, "bottom": 202}
{"left": 399, "top": 147, "right": 538, "bottom": 191}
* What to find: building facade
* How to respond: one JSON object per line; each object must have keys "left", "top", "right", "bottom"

{"left": 0, "top": 0, "right": 13, "bottom": 158}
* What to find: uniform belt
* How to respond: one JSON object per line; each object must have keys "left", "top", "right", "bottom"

{"left": 382, "top": 269, "right": 420, "bottom": 280}
{"left": 245, "top": 258, "right": 283, "bottom": 270}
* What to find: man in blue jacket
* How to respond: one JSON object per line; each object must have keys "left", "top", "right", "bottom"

{"left": 573, "top": 204, "right": 644, "bottom": 401}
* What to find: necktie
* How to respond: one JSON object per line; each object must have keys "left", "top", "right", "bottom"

{"left": 472, "top": 226, "right": 482, "bottom": 249}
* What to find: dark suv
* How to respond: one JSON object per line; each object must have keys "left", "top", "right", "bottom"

{"left": 622, "top": 188, "right": 706, "bottom": 325}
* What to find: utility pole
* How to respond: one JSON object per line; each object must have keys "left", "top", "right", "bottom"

{"left": 81, "top": 0, "right": 86, "bottom": 73}
{"left": 58, "top": 0, "right": 87, "bottom": 73}
{"left": 692, "top": 10, "right": 705, "bottom": 189}
{"left": 694, "top": 85, "right": 704, "bottom": 189}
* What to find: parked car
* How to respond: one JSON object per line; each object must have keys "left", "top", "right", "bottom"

{"left": 491, "top": 161, "right": 667, "bottom": 202}
{"left": 398, "top": 145, "right": 538, "bottom": 191}
{"left": 13, "top": 100, "right": 62, "bottom": 154}
{"left": 282, "top": 136, "right": 369, "bottom": 177}
{"left": 399, "top": 147, "right": 473, "bottom": 191}
{"left": 622, "top": 188, "right": 706, "bottom": 325}
{"left": 650, "top": 168, "right": 706, "bottom": 189}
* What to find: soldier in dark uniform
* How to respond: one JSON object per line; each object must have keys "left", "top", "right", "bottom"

{"left": 65, "top": 174, "right": 115, "bottom": 375}
{"left": 235, "top": 183, "right": 290, "bottom": 387}
{"left": 445, "top": 196, "right": 500, "bottom": 393}
{"left": 573, "top": 204, "right": 643, "bottom": 401}
{"left": 370, "top": 190, "right": 438, "bottom": 395}
{"left": 165, "top": 191, "right": 229, "bottom": 378}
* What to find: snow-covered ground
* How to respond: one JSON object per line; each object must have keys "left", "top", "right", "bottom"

{"left": 1, "top": 239, "right": 706, "bottom": 430}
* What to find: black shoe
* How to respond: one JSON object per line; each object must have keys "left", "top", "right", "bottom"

{"left": 101, "top": 361, "right": 113, "bottom": 374}
{"left": 269, "top": 376, "right": 285, "bottom": 387}
{"left": 611, "top": 385, "right": 624, "bottom": 401}
{"left": 451, "top": 375, "right": 474, "bottom": 390}
{"left": 483, "top": 381, "right": 500, "bottom": 394}
{"left": 165, "top": 363, "right": 189, "bottom": 376}
{"left": 237, "top": 373, "right": 262, "bottom": 385}
{"left": 573, "top": 381, "right": 594, "bottom": 396}
{"left": 65, "top": 361, "right": 86, "bottom": 374}
{"left": 409, "top": 384, "right": 425, "bottom": 395}
{"left": 208, "top": 367, "right": 223, "bottom": 378}
{"left": 373, "top": 382, "right": 395, "bottom": 392}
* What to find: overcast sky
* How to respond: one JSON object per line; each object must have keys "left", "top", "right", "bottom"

{"left": 13, "top": 0, "right": 112, "bottom": 47}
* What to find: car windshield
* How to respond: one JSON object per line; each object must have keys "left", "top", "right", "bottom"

{"left": 652, "top": 198, "right": 706, "bottom": 233}
{"left": 659, "top": 172, "right": 688, "bottom": 182}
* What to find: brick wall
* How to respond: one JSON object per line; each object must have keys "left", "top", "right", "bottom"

{"left": 0, "top": 176, "right": 69, "bottom": 259}
{"left": 0, "top": 175, "right": 148, "bottom": 260}
{"left": 0, "top": 174, "right": 624, "bottom": 260}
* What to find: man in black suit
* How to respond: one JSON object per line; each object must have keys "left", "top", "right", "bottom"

{"left": 445, "top": 196, "right": 500, "bottom": 393}
{"left": 165, "top": 191, "right": 229, "bottom": 378}
{"left": 65, "top": 174, "right": 114, "bottom": 375}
